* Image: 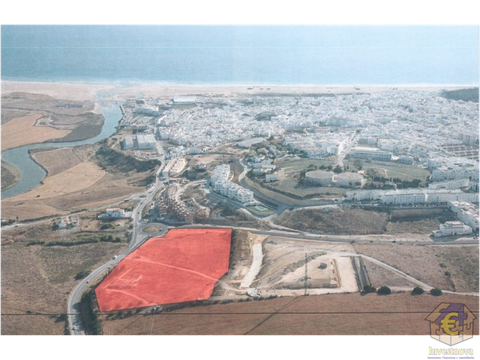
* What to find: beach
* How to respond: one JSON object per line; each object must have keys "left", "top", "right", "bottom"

{"left": 1, "top": 81, "right": 112, "bottom": 102}
{"left": 2, "top": 80, "right": 471, "bottom": 103}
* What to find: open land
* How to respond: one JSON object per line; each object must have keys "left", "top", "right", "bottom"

{"left": 1, "top": 142, "right": 157, "bottom": 220}
{"left": 1, "top": 231, "right": 127, "bottom": 335}
{"left": 275, "top": 207, "right": 389, "bottom": 234}
{"left": 95, "top": 228, "right": 232, "bottom": 311}
{"left": 275, "top": 206, "right": 456, "bottom": 236}
{"left": 1, "top": 91, "right": 104, "bottom": 148}
{"left": 1, "top": 114, "right": 71, "bottom": 151}
{"left": 353, "top": 243, "right": 479, "bottom": 293}
{"left": 102, "top": 293, "right": 478, "bottom": 335}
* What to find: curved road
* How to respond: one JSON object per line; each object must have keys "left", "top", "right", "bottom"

{"left": 67, "top": 158, "right": 167, "bottom": 335}
{"left": 66, "top": 159, "right": 479, "bottom": 334}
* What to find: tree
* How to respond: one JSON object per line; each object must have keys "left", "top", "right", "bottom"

{"left": 411, "top": 286, "right": 424, "bottom": 296}
{"left": 354, "top": 159, "right": 363, "bottom": 170}
{"left": 377, "top": 286, "right": 391, "bottom": 295}
{"left": 362, "top": 285, "right": 376, "bottom": 294}
{"left": 430, "top": 288, "right": 443, "bottom": 296}
{"left": 333, "top": 165, "right": 343, "bottom": 174}
{"left": 75, "top": 270, "right": 91, "bottom": 280}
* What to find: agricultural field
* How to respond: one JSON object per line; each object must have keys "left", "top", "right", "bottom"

{"left": 1, "top": 114, "right": 71, "bottom": 151}
{"left": 102, "top": 293, "right": 479, "bottom": 335}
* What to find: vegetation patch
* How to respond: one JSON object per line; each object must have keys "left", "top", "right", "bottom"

{"left": 95, "top": 145, "right": 160, "bottom": 174}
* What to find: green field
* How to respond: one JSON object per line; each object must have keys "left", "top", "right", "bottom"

{"left": 266, "top": 177, "right": 346, "bottom": 198}
{"left": 276, "top": 158, "right": 336, "bottom": 172}
{"left": 344, "top": 160, "right": 431, "bottom": 185}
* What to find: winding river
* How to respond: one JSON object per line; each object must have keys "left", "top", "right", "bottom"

{"left": 1, "top": 99, "right": 122, "bottom": 200}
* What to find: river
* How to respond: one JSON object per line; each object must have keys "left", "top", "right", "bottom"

{"left": 1, "top": 100, "right": 122, "bottom": 200}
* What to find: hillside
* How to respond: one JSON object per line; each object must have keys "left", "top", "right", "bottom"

{"left": 95, "top": 146, "right": 160, "bottom": 174}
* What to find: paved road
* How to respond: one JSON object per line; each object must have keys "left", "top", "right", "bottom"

{"left": 67, "top": 156, "right": 167, "bottom": 335}
{"left": 65, "top": 155, "right": 478, "bottom": 334}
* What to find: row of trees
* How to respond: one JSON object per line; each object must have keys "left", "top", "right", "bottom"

{"left": 363, "top": 285, "right": 443, "bottom": 296}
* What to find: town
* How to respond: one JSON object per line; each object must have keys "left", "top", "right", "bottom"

{"left": 114, "top": 88, "right": 478, "bottom": 237}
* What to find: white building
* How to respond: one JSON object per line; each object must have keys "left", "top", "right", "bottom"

{"left": 210, "top": 164, "right": 254, "bottom": 204}
{"left": 448, "top": 201, "right": 479, "bottom": 231}
{"left": 425, "top": 190, "right": 479, "bottom": 204}
{"left": 428, "top": 178, "right": 470, "bottom": 190}
{"left": 137, "top": 134, "right": 156, "bottom": 150}
{"left": 210, "top": 164, "right": 230, "bottom": 184}
{"left": 436, "top": 221, "right": 473, "bottom": 237}
{"left": 265, "top": 174, "right": 279, "bottom": 183}
{"left": 381, "top": 191, "right": 426, "bottom": 205}
{"left": 346, "top": 189, "right": 385, "bottom": 201}
{"left": 134, "top": 107, "right": 161, "bottom": 116}
{"left": 98, "top": 208, "right": 132, "bottom": 219}
{"left": 122, "top": 136, "right": 134, "bottom": 150}
{"left": 173, "top": 96, "right": 196, "bottom": 105}
{"left": 349, "top": 147, "right": 392, "bottom": 161}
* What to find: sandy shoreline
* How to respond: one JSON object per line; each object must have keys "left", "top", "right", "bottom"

{"left": 1, "top": 81, "right": 113, "bottom": 101}
{"left": 2, "top": 80, "right": 475, "bottom": 100}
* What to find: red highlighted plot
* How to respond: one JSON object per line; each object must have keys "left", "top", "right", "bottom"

{"left": 95, "top": 228, "right": 232, "bottom": 312}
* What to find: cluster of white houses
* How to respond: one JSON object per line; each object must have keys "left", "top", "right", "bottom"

{"left": 448, "top": 201, "right": 479, "bottom": 231}
{"left": 210, "top": 164, "right": 255, "bottom": 204}
{"left": 346, "top": 188, "right": 478, "bottom": 205}
{"left": 433, "top": 201, "right": 479, "bottom": 237}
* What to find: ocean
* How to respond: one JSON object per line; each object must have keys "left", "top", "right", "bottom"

{"left": 1, "top": 25, "right": 478, "bottom": 85}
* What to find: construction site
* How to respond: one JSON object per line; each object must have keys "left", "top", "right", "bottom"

{"left": 217, "top": 233, "right": 361, "bottom": 298}
{"left": 156, "top": 181, "right": 210, "bottom": 223}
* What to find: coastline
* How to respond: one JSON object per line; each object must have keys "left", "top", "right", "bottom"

{"left": 1, "top": 81, "right": 113, "bottom": 102}
{"left": 2, "top": 80, "right": 476, "bottom": 100}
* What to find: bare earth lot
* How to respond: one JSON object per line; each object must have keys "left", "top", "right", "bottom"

{"left": 354, "top": 243, "right": 479, "bottom": 293}
{"left": 102, "top": 293, "right": 478, "bottom": 335}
